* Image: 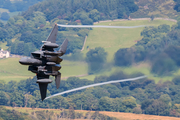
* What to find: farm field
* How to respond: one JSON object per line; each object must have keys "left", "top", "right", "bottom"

{"left": 5, "top": 106, "right": 180, "bottom": 120}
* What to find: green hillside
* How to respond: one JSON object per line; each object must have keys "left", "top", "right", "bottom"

{"left": 80, "top": 19, "right": 177, "bottom": 82}
{"left": 83, "top": 19, "right": 176, "bottom": 62}
{"left": 130, "top": 0, "right": 180, "bottom": 18}
{"left": 0, "top": 19, "right": 177, "bottom": 83}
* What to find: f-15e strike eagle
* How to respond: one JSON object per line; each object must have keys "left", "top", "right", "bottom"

{"left": 19, "top": 24, "right": 68, "bottom": 101}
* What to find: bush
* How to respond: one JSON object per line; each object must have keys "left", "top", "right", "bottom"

{"left": 151, "top": 54, "right": 178, "bottom": 76}
{"left": 1, "top": 12, "right": 10, "bottom": 20}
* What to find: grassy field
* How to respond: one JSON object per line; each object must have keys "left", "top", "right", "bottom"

{"left": 83, "top": 19, "right": 176, "bottom": 62}
{"left": 0, "top": 58, "right": 33, "bottom": 82}
{"left": 0, "top": 57, "right": 88, "bottom": 83}
{"left": 5, "top": 106, "right": 180, "bottom": 120}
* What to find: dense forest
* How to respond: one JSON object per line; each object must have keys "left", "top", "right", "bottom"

{"left": 1, "top": 71, "right": 180, "bottom": 117}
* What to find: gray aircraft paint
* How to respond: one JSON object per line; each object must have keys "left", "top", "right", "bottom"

{"left": 45, "top": 75, "right": 147, "bottom": 100}
{"left": 57, "top": 24, "right": 147, "bottom": 28}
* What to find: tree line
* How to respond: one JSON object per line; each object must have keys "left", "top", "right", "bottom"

{"left": 22, "top": 0, "right": 138, "bottom": 22}
{"left": 1, "top": 72, "right": 180, "bottom": 117}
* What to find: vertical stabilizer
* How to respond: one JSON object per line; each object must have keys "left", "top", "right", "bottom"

{"left": 38, "top": 83, "right": 48, "bottom": 101}
{"left": 46, "top": 23, "right": 58, "bottom": 43}
{"left": 58, "top": 39, "right": 68, "bottom": 56}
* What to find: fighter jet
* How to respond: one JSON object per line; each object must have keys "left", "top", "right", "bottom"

{"left": 19, "top": 24, "right": 68, "bottom": 101}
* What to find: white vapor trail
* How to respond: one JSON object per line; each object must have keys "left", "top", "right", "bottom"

{"left": 57, "top": 24, "right": 147, "bottom": 28}
{"left": 45, "top": 75, "right": 147, "bottom": 100}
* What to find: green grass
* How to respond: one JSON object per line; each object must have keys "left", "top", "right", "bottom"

{"left": 8, "top": 11, "right": 20, "bottom": 17}
{"left": 0, "top": 58, "right": 34, "bottom": 82}
{"left": 0, "top": 57, "right": 88, "bottom": 83}
{"left": 61, "top": 60, "right": 88, "bottom": 78}
{"left": 0, "top": 8, "right": 9, "bottom": 13}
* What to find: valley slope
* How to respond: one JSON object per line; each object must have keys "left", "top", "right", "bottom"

{"left": 0, "top": 19, "right": 176, "bottom": 82}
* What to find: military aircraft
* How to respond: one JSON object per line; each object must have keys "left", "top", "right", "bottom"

{"left": 19, "top": 24, "right": 68, "bottom": 101}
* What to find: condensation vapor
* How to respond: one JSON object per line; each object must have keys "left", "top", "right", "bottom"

{"left": 57, "top": 24, "right": 147, "bottom": 28}
{"left": 45, "top": 76, "right": 147, "bottom": 100}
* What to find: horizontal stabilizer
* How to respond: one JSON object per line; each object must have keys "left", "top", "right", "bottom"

{"left": 58, "top": 39, "right": 68, "bottom": 56}
{"left": 55, "top": 73, "right": 61, "bottom": 89}
{"left": 38, "top": 83, "right": 48, "bottom": 101}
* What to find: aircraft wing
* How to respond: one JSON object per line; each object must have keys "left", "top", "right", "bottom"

{"left": 46, "top": 23, "right": 58, "bottom": 43}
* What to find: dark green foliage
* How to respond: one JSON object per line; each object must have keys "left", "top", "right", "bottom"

{"left": 142, "top": 100, "right": 170, "bottom": 116}
{"left": 92, "top": 87, "right": 110, "bottom": 99}
{"left": 172, "top": 76, "right": 180, "bottom": 85}
{"left": 164, "top": 45, "right": 180, "bottom": 66}
{"left": 133, "top": 107, "right": 142, "bottom": 114}
{"left": 141, "top": 99, "right": 154, "bottom": 110}
{"left": 0, "top": 27, "right": 8, "bottom": 42}
{"left": 158, "top": 24, "right": 170, "bottom": 33}
{"left": 1, "top": 12, "right": 10, "bottom": 20}
{"left": 22, "top": 0, "right": 138, "bottom": 21}
{"left": 114, "top": 48, "right": 133, "bottom": 66}
{"left": 81, "top": 18, "right": 93, "bottom": 25}
{"left": 151, "top": 54, "right": 178, "bottom": 76}
{"left": 0, "top": 91, "right": 9, "bottom": 105}
{"left": 174, "top": 0, "right": 180, "bottom": 12}
{"left": 86, "top": 47, "right": 107, "bottom": 74}
{"left": 0, "top": 21, "right": 4, "bottom": 27}
{"left": 150, "top": 15, "right": 154, "bottom": 21}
